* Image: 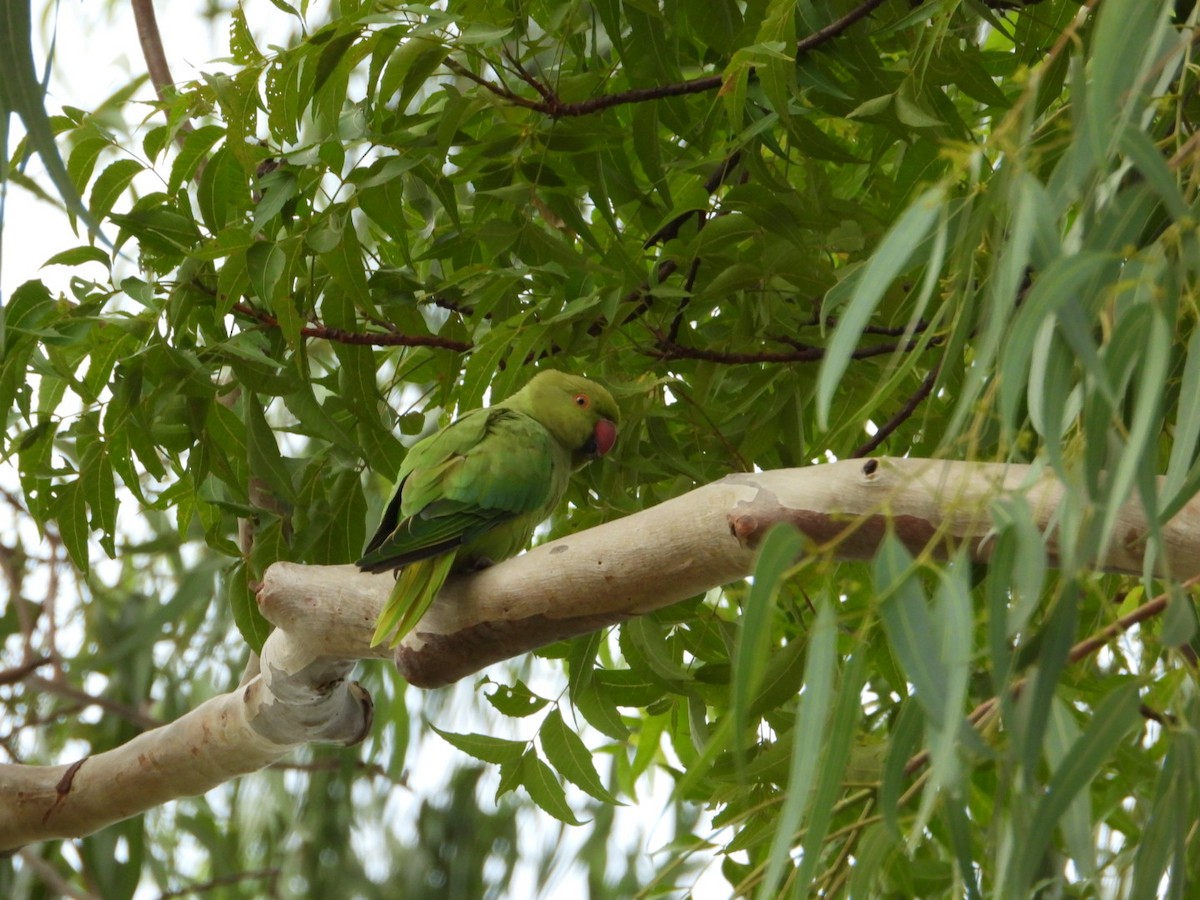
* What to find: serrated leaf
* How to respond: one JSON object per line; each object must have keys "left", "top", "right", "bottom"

{"left": 431, "top": 725, "right": 526, "bottom": 765}
{"left": 244, "top": 393, "right": 296, "bottom": 504}
{"left": 520, "top": 753, "right": 584, "bottom": 825}
{"left": 89, "top": 158, "right": 143, "bottom": 223}
{"left": 54, "top": 478, "right": 90, "bottom": 575}
{"left": 539, "top": 708, "right": 620, "bottom": 804}
{"left": 485, "top": 679, "right": 550, "bottom": 717}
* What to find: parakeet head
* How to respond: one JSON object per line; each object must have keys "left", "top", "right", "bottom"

{"left": 505, "top": 370, "right": 620, "bottom": 468}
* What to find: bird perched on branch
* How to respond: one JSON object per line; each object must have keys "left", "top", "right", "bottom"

{"left": 357, "top": 369, "right": 620, "bottom": 646}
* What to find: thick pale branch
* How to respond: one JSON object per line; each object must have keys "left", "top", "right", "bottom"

{"left": 261, "top": 458, "right": 1200, "bottom": 688}
{"left": 6, "top": 457, "right": 1198, "bottom": 848}
{"left": 0, "top": 623, "right": 371, "bottom": 851}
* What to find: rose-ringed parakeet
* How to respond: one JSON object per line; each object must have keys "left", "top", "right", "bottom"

{"left": 357, "top": 370, "right": 620, "bottom": 647}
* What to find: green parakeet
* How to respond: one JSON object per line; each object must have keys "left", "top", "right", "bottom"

{"left": 357, "top": 370, "right": 620, "bottom": 647}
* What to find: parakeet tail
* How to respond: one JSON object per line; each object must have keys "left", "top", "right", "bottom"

{"left": 371, "top": 553, "right": 457, "bottom": 648}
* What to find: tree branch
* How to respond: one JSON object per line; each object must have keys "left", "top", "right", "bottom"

{"left": 451, "top": 0, "right": 893, "bottom": 120}
{"left": 850, "top": 362, "right": 941, "bottom": 457}
{"left": 0, "top": 615, "right": 377, "bottom": 849}
{"left": 231, "top": 303, "right": 472, "bottom": 351}
{"left": 5, "top": 456, "right": 1197, "bottom": 848}
{"left": 251, "top": 459, "right": 1200, "bottom": 691}
{"left": 646, "top": 333, "right": 941, "bottom": 364}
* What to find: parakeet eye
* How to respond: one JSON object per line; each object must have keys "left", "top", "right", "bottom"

{"left": 574, "top": 393, "right": 591, "bottom": 408}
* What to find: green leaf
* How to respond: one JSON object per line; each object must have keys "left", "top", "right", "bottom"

{"left": 817, "top": 186, "right": 944, "bottom": 428}
{"left": 54, "top": 478, "right": 91, "bottom": 575}
{"left": 484, "top": 679, "right": 550, "bottom": 718}
{"left": 1011, "top": 682, "right": 1141, "bottom": 896}
{"left": 89, "top": 158, "right": 143, "bottom": 223}
{"left": 876, "top": 535, "right": 946, "bottom": 726}
{"left": 244, "top": 393, "right": 296, "bottom": 504}
{"left": 732, "top": 523, "right": 804, "bottom": 766}
{"left": 539, "top": 708, "right": 620, "bottom": 804}
{"left": 757, "top": 599, "right": 836, "bottom": 899}
{"left": 0, "top": 0, "right": 95, "bottom": 229}
{"left": 226, "top": 561, "right": 271, "bottom": 653}
{"left": 41, "top": 245, "right": 110, "bottom": 269}
{"left": 430, "top": 725, "right": 526, "bottom": 765}
{"left": 519, "top": 753, "right": 584, "bottom": 826}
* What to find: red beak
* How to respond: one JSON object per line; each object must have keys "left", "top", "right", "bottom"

{"left": 593, "top": 419, "right": 617, "bottom": 456}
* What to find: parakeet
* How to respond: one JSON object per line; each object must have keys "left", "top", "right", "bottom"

{"left": 357, "top": 369, "right": 620, "bottom": 647}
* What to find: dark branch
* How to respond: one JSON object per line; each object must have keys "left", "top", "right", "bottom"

{"left": 231, "top": 303, "right": 473, "bottom": 352}
{"left": 647, "top": 333, "right": 941, "bottom": 365}
{"left": 850, "top": 362, "right": 940, "bottom": 458}
{"left": 448, "top": 0, "right": 894, "bottom": 120}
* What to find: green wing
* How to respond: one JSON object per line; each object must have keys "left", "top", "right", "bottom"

{"left": 357, "top": 407, "right": 556, "bottom": 573}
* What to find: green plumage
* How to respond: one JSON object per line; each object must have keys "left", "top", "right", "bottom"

{"left": 358, "top": 370, "right": 620, "bottom": 647}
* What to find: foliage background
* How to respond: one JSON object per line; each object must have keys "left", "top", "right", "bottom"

{"left": 4, "top": 0, "right": 1200, "bottom": 896}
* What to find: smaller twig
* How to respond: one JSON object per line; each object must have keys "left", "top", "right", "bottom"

{"left": 16, "top": 848, "right": 100, "bottom": 900}
{"left": 231, "top": 303, "right": 473, "bottom": 352}
{"left": 443, "top": 58, "right": 540, "bottom": 109}
{"left": 0, "top": 656, "right": 52, "bottom": 686}
{"left": 502, "top": 48, "right": 556, "bottom": 104}
{"left": 850, "top": 362, "right": 941, "bottom": 458}
{"left": 157, "top": 868, "right": 280, "bottom": 899}
{"left": 25, "top": 676, "right": 161, "bottom": 731}
{"left": 903, "top": 574, "right": 1200, "bottom": 776}
{"left": 647, "top": 334, "right": 941, "bottom": 365}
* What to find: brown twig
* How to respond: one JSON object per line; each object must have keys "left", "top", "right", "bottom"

{"left": 0, "top": 657, "right": 52, "bottom": 686}
{"left": 24, "top": 676, "right": 161, "bottom": 731}
{"left": 850, "top": 362, "right": 941, "bottom": 458}
{"left": 903, "top": 574, "right": 1200, "bottom": 775}
{"left": 130, "top": 0, "right": 193, "bottom": 147}
{"left": 231, "top": 303, "right": 473, "bottom": 352}
{"left": 157, "top": 868, "right": 280, "bottom": 899}
{"left": 647, "top": 333, "right": 941, "bottom": 365}
{"left": 449, "top": 0, "right": 893, "bottom": 120}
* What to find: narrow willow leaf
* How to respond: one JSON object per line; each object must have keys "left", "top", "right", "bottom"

{"left": 1130, "top": 728, "right": 1198, "bottom": 899}
{"left": 732, "top": 524, "right": 804, "bottom": 768}
{"left": 847, "top": 823, "right": 898, "bottom": 898}
{"left": 1097, "top": 309, "right": 1169, "bottom": 560}
{"left": 877, "top": 535, "right": 947, "bottom": 726}
{"left": 1014, "top": 585, "right": 1078, "bottom": 786}
{"left": 817, "top": 186, "right": 944, "bottom": 428}
{"left": 999, "top": 252, "right": 1116, "bottom": 434}
{"left": 1045, "top": 698, "right": 1094, "bottom": 877}
{"left": 923, "top": 561, "right": 973, "bottom": 803}
{"left": 791, "top": 647, "right": 868, "bottom": 891}
{"left": 1014, "top": 682, "right": 1141, "bottom": 894}
{"left": 757, "top": 599, "right": 836, "bottom": 900}
{"left": 943, "top": 793, "right": 983, "bottom": 900}
{"left": 0, "top": 0, "right": 94, "bottom": 228}
{"left": 1164, "top": 327, "right": 1200, "bottom": 503}
{"left": 1086, "top": 0, "right": 1169, "bottom": 164}
{"left": 1119, "top": 128, "right": 1188, "bottom": 222}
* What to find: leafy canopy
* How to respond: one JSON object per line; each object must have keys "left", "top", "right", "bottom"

{"left": 4, "top": 0, "right": 1200, "bottom": 896}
